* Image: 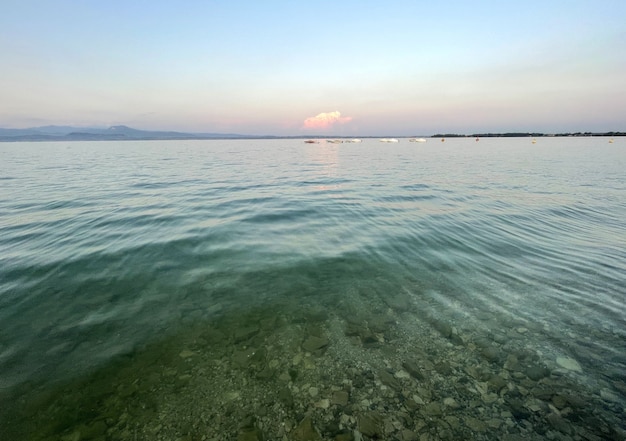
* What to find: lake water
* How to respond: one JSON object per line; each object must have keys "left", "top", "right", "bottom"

{"left": 1, "top": 137, "right": 625, "bottom": 440}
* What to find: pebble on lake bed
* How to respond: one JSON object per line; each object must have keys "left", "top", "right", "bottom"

{"left": 556, "top": 357, "right": 582, "bottom": 372}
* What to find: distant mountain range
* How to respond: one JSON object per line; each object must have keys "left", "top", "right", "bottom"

{"left": 1, "top": 125, "right": 624, "bottom": 142}
{"left": 0, "top": 125, "right": 268, "bottom": 142}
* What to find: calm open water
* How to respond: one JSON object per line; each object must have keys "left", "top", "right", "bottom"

{"left": 1, "top": 137, "right": 625, "bottom": 438}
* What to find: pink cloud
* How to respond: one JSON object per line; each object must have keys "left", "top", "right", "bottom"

{"left": 303, "top": 111, "right": 352, "bottom": 129}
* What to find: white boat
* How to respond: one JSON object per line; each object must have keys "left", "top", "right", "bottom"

{"left": 409, "top": 138, "right": 427, "bottom": 143}
{"left": 344, "top": 138, "right": 362, "bottom": 143}
{"left": 379, "top": 138, "right": 399, "bottom": 143}
{"left": 326, "top": 139, "right": 344, "bottom": 144}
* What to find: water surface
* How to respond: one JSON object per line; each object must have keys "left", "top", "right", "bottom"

{"left": 1, "top": 137, "right": 624, "bottom": 439}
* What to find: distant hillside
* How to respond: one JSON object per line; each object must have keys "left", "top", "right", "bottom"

{"left": 0, "top": 125, "right": 263, "bottom": 141}
{"left": 2, "top": 125, "right": 624, "bottom": 142}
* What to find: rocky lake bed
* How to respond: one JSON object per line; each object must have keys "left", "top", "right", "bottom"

{"left": 3, "top": 287, "right": 625, "bottom": 441}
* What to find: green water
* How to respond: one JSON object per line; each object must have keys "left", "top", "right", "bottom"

{"left": 1, "top": 138, "right": 624, "bottom": 440}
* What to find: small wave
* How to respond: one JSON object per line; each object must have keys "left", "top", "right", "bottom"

{"left": 1, "top": 138, "right": 624, "bottom": 408}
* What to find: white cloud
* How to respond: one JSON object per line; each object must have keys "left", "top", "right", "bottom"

{"left": 303, "top": 111, "right": 352, "bottom": 129}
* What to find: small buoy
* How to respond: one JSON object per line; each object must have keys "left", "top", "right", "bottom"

{"left": 609, "top": 139, "right": 614, "bottom": 143}
{"left": 475, "top": 138, "right": 479, "bottom": 142}
{"left": 441, "top": 138, "right": 445, "bottom": 142}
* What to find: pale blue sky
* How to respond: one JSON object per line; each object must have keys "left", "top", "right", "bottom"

{"left": 1, "top": 1, "right": 625, "bottom": 135}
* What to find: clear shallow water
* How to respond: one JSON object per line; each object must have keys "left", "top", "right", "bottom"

{"left": 1, "top": 137, "right": 625, "bottom": 438}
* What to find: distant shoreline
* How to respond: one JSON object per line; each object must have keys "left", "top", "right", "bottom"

{"left": 0, "top": 125, "right": 624, "bottom": 143}
{"left": 433, "top": 131, "right": 625, "bottom": 138}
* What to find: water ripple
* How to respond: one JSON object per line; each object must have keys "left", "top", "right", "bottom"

{"left": 0, "top": 138, "right": 624, "bottom": 395}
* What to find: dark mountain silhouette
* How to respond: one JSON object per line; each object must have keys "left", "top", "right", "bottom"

{"left": 0, "top": 125, "right": 262, "bottom": 141}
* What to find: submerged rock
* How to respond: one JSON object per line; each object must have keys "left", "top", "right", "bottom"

{"left": 360, "top": 331, "right": 380, "bottom": 347}
{"left": 331, "top": 390, "right": 350, "bottom": 407}
{"left": 357, "top": 412, "right": 383, "bottom": 438}
{"left": 487, "top": 374, "right": 508, "bottom": 392}
{"left": 178, "top": 349, "right": 195, "bottom": 359}
{"left": 524, "top": 364, "right": 550, "bottom": 381}
{"left": 400, "top": 429, "right": 418, "bottom": 441}
{"left": 292, "top": 416, "right": 321, "bottom": 441}
{"left": 443, "top": 397, "right": 461, "bottom": 410}
{"left": 379, "top": 369, "right": 402, "bottom": 392}
{"left": 556, "top": 357, "right": 582, "bottom": 373}
{"left": 480, "top": 346, "right": 501, "bottom": 363}
{"left": 505, "top": 398, "right": 531, "bottom": 420}
{"left": 232, "top": 347, "right": 259, "bottom": 369}
{"left": 464, "top": 416, "right": 488, "bottom": 433}
{"left": 255, "top": 366, "right": 274, "bottom": 380}
{"left": 315, "top": 398, "right": 330, "bottom": 409}
{"left": 421, "top": 401, "right": 442, "bottom": 417}
{"left": 431, "top": 319, "right": 452, "bottom": 338}
{"left": 302, "top": 335, "right": 329, "bottom": 353}
{"left": 546, "top": 412, "right": 573, "bottom": 435}
{"left": 402, "top": 360, "right": 425, "bottom": 381}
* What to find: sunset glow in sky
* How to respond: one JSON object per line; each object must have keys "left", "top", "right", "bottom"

{"left": 1, "top": 1, "right": 625, "bottom": 135}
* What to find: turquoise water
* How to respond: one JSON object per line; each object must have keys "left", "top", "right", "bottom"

{"left": 1, "top": 137, "right": 625, "bottom": 440}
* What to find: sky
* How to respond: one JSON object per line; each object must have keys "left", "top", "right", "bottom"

{"left": 1, "top": 1, "right": 625, "bottom": 136}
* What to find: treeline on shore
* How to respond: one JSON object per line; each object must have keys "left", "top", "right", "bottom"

{"left": 432, "top": 132, "right": 625, "bottom": 138}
